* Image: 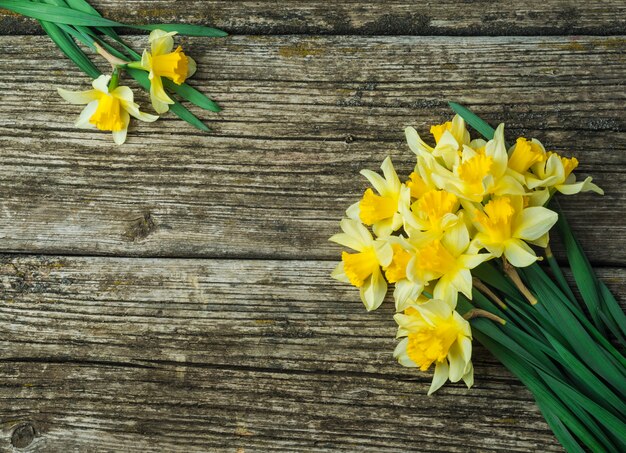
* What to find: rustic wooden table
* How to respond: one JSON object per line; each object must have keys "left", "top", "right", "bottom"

{"left": 0, "top": 1, "right": 625, "bottom": 451}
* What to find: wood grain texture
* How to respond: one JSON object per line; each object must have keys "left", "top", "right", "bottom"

{"left": 5, "top": 255, "right": 622, "bottom": 451}
{"left": 0, "top": 35, "right": 624, "bottom": 263}
{"left": 1, "top": 0, "right": 626, "bottom": 36}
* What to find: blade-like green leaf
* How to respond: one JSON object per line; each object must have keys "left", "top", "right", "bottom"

{"left": 448, "top": 102, "right": 496, "bottom": 140}
{"left": 555, "top": 205, "right": 605, "bottom": 333}
{"left": 38, "top": 20, "right": 101, "bottom": 79}
{"left": 598, "top": 280, "right": 626, "bottom": 342}
{"left": 127, "top": 68, "right": 210, "bottom": 132}
{"left": 56, "top": 23, "right": 96, "bottom": 50}
{"left": 0, "top": 1, "right": 227, "bottom": 36}
{"left": 537, "top": 401, "right": 586, "bottom": 453}
{"left": 129, "top": 24, "right": 227, "bottom": 37}
{"left": 474, "top": 330, "right": 604, "bottom": 452}
{"left": 163, "top": 79, "right": 221, "bottom": 112}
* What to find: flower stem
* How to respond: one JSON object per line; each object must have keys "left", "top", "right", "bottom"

{"left": 463, "top": 308, "right": 506, "bottom": 325}
{"left": 108, "top": 68, "right": 120, "bottom": 91}
{"left": 473, "top": 278, "right": 507, "bottom": 310}
{"left": 502, "top": 257, "right": 538, "bottom": 305}
{"left": 95, "top": 42, "right": 128, "bottom": 68}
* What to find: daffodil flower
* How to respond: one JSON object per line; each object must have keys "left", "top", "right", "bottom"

{"left": 472, "top": 196, "right": 558, "bottom": 267}
{"left": 57, "top": 74, "right": 158, "bottom": 145}
{"left": 347, "top": 157, "right": 404, "bottom": 238}
{"left": 431, "top": 124, "right": 527, "bottom": 203}
{"left": 137, "top": 30, "right": 197, "bottom": 114}
{"left": 330, "top": 219, "right": 393, "bottom": 310}
{"left": 406, "top": 221, "right": 491, "bottom": 307}
{"left": 527, "top": 152, "right": 603, "bottom": 196}
{"left": 405, "top": 115, "right": 471, "bottom": 169}
{"left": 382, "top": 240, "right": 425, "bottom": 311}
{"left": 399, "top": 185, "right": 460, "bottom": 245}
{"left": 394, "top": 300, "right": 473, "bottom": 395}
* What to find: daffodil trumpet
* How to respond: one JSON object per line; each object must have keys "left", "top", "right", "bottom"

{"left": 331, "top": 104, "right": 625, "bottom": 452}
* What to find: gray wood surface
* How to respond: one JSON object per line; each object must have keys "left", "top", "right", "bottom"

{"left": 1, "top": 1, "right": 626, "bottom": 35}
{"left": 0, "top": 35, "right": 624, "bottom": 262}
{"left": 0, "top": 2, "right": 625, "bottom": 452}
{"left": 4, "top": 256, "right": 624, "bottom": 452}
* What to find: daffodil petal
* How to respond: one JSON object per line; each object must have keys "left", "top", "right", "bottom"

{"left": 92, "top": 74, "right": 111, "bottom": 94}
{"left": 428, "top": 360, "right": 449, "bottom": 395}
{"left": 329, "top": 233, "right": 363, "bottom": 252}
{"left": 503, "top": 238, "right": 537, "bottom": 267}
{"left": 149, "top": 29, "right": 177, "bottom": 55}
{"left": 187, "top": 55, "right": 197, "bottom": 78}
{"left": 360, "top": 269, "right": 387, "bottom": 311}
{"left": 150, "top": 76, "right": 174, "bottom": 113}
{"left": 74, "top": 100, "right": 99, "bottom": 129}
{"left": 57, "top": 88, "right": 99, "bottom": 105}
{"left": 111, "top": 110, "right": 130, "bottom": 145}
{"left": 513, "top": 207, "right": 558, "bottom": 241}
{"left": 330, "top": 262, "right": 350, "bottom": 284}
{"left": 462, "top": 361, "right": 474, "bottom": 389}
{"left": 447, "top": 341, "right": 466, "bottom": 382}
{"left": 557, "top": 177, "right": 604, "bottom": 195}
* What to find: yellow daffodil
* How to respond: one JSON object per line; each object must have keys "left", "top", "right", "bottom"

{"left": 139, "top": 29, "right": 197, "bottom": 114}
{"left": 330, "top": 219, "right": 393, "bottom": 310}
{"left": 399, "top": 185, "right": 460, "bottom": 245}
{"left": 57, "top": 74, "right": 158, "bottom": 145}
{"left": 348, "top": 157, "right": 404, "bottom": 238}
{"left": 406, "top": 221, "right": 491, "bottom": 307}
{"left": 472, "top": 196, "right": 558, "bottom": 267}
{"left": 526, "top": 152, "right": 603, "bottom": 196}
{"left": 405, "top": 115, "right": 470, "bottom": 169}
{"left": 394, "top": 300, "right": 473, "bottom": 395}
{"left": 431, "top": 124, "right": 526, "bottom": 203}
{"left": 382, "top": 241, "right": 425, "bottom": 311}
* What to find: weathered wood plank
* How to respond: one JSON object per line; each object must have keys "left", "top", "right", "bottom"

{"left": 0, "top": 35, "right": 624, "bottom": 263}
{"left": 6, "top": 256, "right": 621, "bottom": 451}
{"left": 1, "top": 0, "right": 626, "bottom": 36}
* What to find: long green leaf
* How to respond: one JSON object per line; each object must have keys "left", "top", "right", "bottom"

{"left": 448, "top": 102, "right": 496, "bottom": 140}
{"left": 0, "top": 1, "right": 227, "bottom": 36}
{"left": 127, "top": 69, "right": 210, "bottom": 132}
{"left": 163, "top": 79, "right": 221, "bottom": 113}
{"left": 555, "top": 205, "right": 605, "bottom": 332}
{"left": 38, "top": 20, "right": 101, "bottom": 79}
{"left": 474, "top": 331, "right": 604, "bottom": 452}
{"left": 598, "top": 280, "right": 626, "bottom": 342}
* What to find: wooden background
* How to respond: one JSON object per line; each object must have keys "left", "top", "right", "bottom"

{"left": 1, "top": 1, "right": 625, "bottom": 451}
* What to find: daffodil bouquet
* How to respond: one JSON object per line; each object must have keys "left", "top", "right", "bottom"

{"left": 331, "top": 103, "right": 626, "bottom": 451}
{"left": 0, "top": 0, "right": 226, "bottom": 143}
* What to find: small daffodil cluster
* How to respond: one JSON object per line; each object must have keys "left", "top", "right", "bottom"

{"left": 58, "top": 30, "right": 199, "bottom": 145}
{"left": 330, "top": 115, "right": 603, "bottom": 394}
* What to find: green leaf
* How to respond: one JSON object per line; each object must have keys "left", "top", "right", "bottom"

{"left": 163, "top": 79, "right": 222, "bottom": 113}
{"left": 539, "top": 371, "right": 625, "bottom": 451}
{"left": 56, "top": 23, "right": 95, "bottom": 50}
{"left": 474, "top": 330, "right": 603, "bottom": 452}
{"left": 0, "top": 1, "right": 227, "bottom": 36}
{"left": 448, "top": 102, "right": 496, "bottom": 140}
{"left": 38, "top": 20, "right": 101, "bottom": 79}
{"left": 129, "top": 24, "right": 228, "bottom": 37}
{"left": 554, "top": 205, "right": 605, "bottom": 333}
{"left": 598, "top": 280, "right": 626, "bottom": 342}
{"left": 537, "top": 401, "right": 586, "bottom": 453}
{"left": 127, "top": 69, "right": 210, "bottom": 132}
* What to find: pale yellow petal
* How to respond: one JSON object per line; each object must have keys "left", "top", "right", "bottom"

{"left": 513, "top": 207, "right": 558, "bottom": 241}
{"left": 428, "top": 360, "right": 449, "bottom": 395}
{"left": 111, "top": 110, "right": 130, "bottom": 145}
{"left": 57, "top": 87, "right": 99, "bottom": 105}
{"left": 360, "top": 268, "right": 387, "bottom": 311}
{"left": 503, "top": 238, "right": 537, "bottom": 267}
{"left": 149, "top": 29, "right": 177, "bottom": 55}
{"left": 91, "top": 74, "right": 111, "bottom": 94}
{"left": 186, "top": 55, "right": 197, "bottom": 78}
{"left": 74, "top": 100, "right": 99, "bottom": 129}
